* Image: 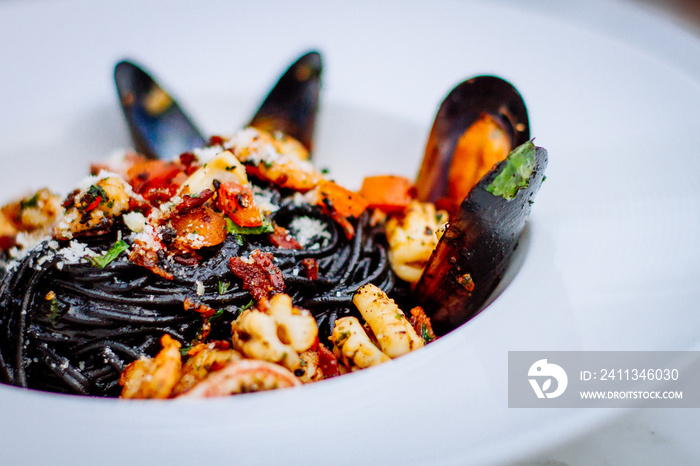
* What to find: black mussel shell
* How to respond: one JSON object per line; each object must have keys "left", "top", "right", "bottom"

{"left": 249, "top": 50, "right": 323, "bottom": 153}
{"left": 414, "top": 141, "right": 547, "bottom": 335}
{"left": 115, "top": 60, "right": 207, "bottom": 160}
{"left": 415, "top": 75, "right": 530, "bottom": 206}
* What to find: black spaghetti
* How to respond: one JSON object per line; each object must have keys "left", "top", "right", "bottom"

{"left": 0, "top": 187, "right": 396, "bottom": 396}
{"left": 0, "top": 117, "right": 433, "bottom": 398}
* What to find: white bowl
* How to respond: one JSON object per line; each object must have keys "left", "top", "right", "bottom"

{"left": 1, "top": 0, "right": 699, "bottom": 464}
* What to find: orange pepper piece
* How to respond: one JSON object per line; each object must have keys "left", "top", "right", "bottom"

{"left": 357, "top": 175, "right": 415, "bottom": 214}
{"left": 317, "top": 179, "right": 368, "bottom": 219}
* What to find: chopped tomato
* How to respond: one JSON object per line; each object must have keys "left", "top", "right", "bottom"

{"left": 357, "top": 175, "right": 415, "bottom": 214}
{"left": 269, "top": 225, "right": 302, "bottom": 250}
{"left": 317, "top": 343, "right": 340, "bottom": 378}
{"left": 127, "top": 160, "right": 187, "bottom": 204}
{"left": 301, "top": 258, "right": 318, "bottom": 280}
{"left": 216, "top": 182, "right": 263, "bottom": 227}
{"left": 228, "top": 249, "right": 285, "bottom": 301}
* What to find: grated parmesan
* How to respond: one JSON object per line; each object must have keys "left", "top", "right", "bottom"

{"left": 193, "top": 145, "right": 224, "bottom": 164}
{"left": 252, "top": 186, "right": 279, "bottom": 214}
{"left": 58, "top": 240, "right": 98, "bottom": 264}
{"left": 288, "top": 216, "right": 331, "bottom": 248}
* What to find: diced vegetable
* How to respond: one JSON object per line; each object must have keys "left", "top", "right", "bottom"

{"left": 169, "top": 206, "right": 227, "bottom": 250}
{"left": 127, "top": 160, "right": 186, "bottom": 203}
{"left": 216, "top": 181, "right": 264, "bottom": 227}
{"left": 357, "top": 175, "right": 415, "bottom": 214}
{"left": 316, "top": 179, "right": 368, "bottom": 219}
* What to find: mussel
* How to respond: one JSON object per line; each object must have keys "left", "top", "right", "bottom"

{"left": 415, "top": 76, "right": 530, "bottom": 216}
{"left": 115, "top": 60, "right": 207, "bottom": 160}
{"left": 413, "top": 76, "right": 547, "bottom": 335}
{"left": 248, "top": 50, "right": 322, "bottom": 153}
{"left": 114, "top": 51, "right": 323, "bottom": 160}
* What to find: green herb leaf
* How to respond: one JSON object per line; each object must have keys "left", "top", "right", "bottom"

{"left": 208, "top": 309, "right": 225, "bottom": 321}
{"left": 47, "top": 298, "right": 61, "bottom": 324}
{"left": 225, "top": 218, "right": 274, "bottom": 235}
{"left": 87, "top": 184, "right": 108, "bottom": 203}
{"left": 218, "top": 280, "right": 231, "bottom": 295}
{"left": 20, "top": 192, "right": 40, "bottom": 210}
{"left": 231, "top": 299, "right": 255, "bottom": 320}
{"left": 421, "top": 324, "right": 435, "bottom": 343}
{"left": 337, "top": 331, "right": 351, "bottom": 344}
{"left": 486, "top": 140, "right": 536, "bottom": 200}
{"left": 88, "top": 240, "right": 129, "bottom": 268}
{"left": 233, "top": 233, "right": 244, "bottom": 246}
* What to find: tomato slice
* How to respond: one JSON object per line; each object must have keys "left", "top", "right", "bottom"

{"left": 216, "top": 182, "right": 264, "bottom": 227}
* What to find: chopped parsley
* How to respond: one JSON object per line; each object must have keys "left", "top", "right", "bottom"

{"left": 218, "top": 280, "right": 231, "bottom": 295}
{"left": 20, "top": 192, "right": 40, "bottom": 210}
{"left": 421, "top": 324, "right": 435, "bottom": 343}
{"left": 88, "top": 240, "right": 129, "bottom": 268}
{"left": 232, "top": 233, "right": 244, "bottom": 246}
{"left": 231, "top": 299, "right": 255, "bottom": 319}
{"left": 47, "top": 298, "right": 61, "bottom": 324}
{"left": 86, "top": 184, "right": 108, "bottom": 203}
{"left": 208, "top": 308, "right": 225, "bottom": 322}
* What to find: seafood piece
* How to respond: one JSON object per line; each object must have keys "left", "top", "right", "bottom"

{"left": 415, "top": 76, "right": 530, "bottom": 214}
{"left": 177, "top": 150, "right": 248, "bottom": 195}
{"left": 115, "top": 51, "right": 323, "bottom": 160}
{"left": 249, "top": 50, "right": 323, "bottom": 153}
{"left": 231, "top": 293, "right": 318, "bottom": 372}
{"left": 1, "top": 188, "right": 62, "bottom": 233}
{"left": 385, "top": 200, "right": 448, "bottom": 284}
{"left": 115, "top": 60, "right": 206, "bottom": 160}
{"left": 222, "top": 127, "right": 321, "bottom": 191}
{"left": 330, "top": 316, "right": 390, "bottom": 370}
{"left": 352, "top": 284, "right": 424, "bottom": 358}
{"left": 120, "top": 334, "right": 182, "bottom": 399}
{"left": 0, "top": 188, "right": 62, "bottom": 249}
{"left": 53, "top": 174, "right": 135, "bottom": 240}
{"left": 172, "top": 345, "right": 242, "bottom": 396}
{"left": 178, "top": 359, "right": 301, "bottom": 397}
{"left": 414, "top": 141, "right": 547, "bottom": 335}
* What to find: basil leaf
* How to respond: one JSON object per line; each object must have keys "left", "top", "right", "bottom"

{"left": 88, "top": 240, "right": 129, "bottom": 268}
{"left": 225, "top": 218, "right": 273, "bottom": 235}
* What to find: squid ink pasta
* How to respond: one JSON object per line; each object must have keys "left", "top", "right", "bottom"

{"left": 0, "top": 127, "right": 426, "bottom": 398}
{"left": 0, "top": 58, "right": 549, "bottom": 399}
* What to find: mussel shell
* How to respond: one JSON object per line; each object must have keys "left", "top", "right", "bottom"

{"left": 414, "top": 143, "right": 547, "bottom": 335}
{"left": 249, "top": 50, "right": 323, "bottom": 153}
{"left": 115, "top": 60, "right": 207, "bottom": 160}
{"left": 415, "top": 75, "right": 530, "bottom": 205}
